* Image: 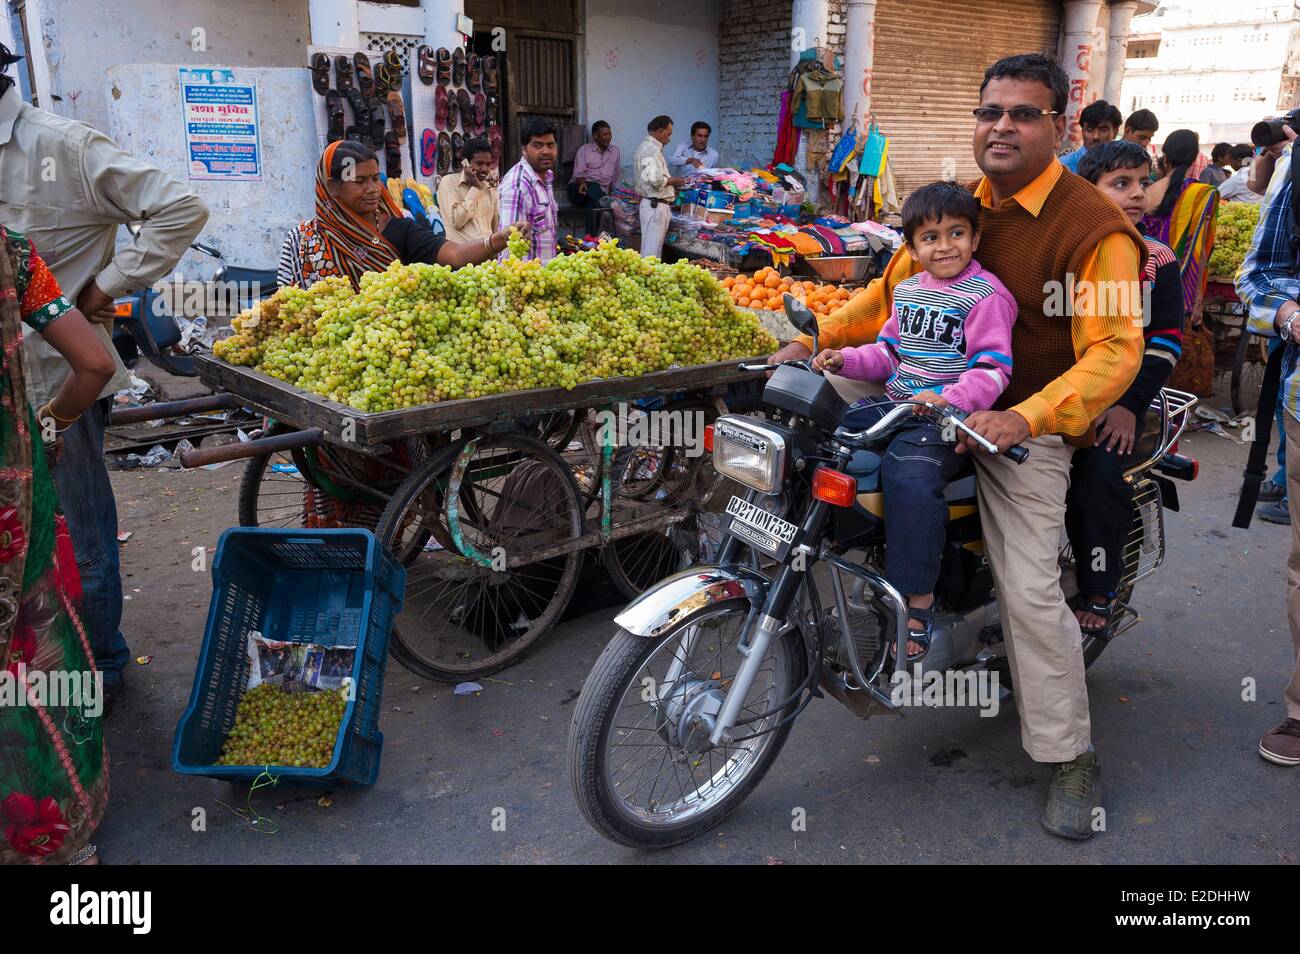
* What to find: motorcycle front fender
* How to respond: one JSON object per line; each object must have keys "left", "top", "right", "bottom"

{"left": 613, "top": 565, "right": 770, "bottom": 640}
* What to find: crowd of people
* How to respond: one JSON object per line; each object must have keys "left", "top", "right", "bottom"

{"left": 1, "top": 36, "right": 1298, "bottom": 865}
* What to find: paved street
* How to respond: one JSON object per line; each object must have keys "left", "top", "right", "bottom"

{"left": 95, "top": 390, "right": 1299, "bottom": 864}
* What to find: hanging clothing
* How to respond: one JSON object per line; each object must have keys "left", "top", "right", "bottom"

{"left": 772, "top": 90, "right": 802, "bottom": 168}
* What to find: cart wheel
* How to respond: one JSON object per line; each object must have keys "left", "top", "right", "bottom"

{"left": 601, "top": 527, "right": 692, "bottom": 600}
{"left": 1232, "top": 330, "right": 1268, "bottom": 418}
{"left": 375, "top": 433, "right": 586, "bottom": 681}
{"left": 238, "top": 448, "right": 310, "bottom": 527}
{"left": 655, "top": 399, "right": 724, "bottom": 507}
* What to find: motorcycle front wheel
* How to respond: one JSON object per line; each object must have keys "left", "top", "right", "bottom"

{"left": 568, "top": 607, "right": 806, "bottom": 849}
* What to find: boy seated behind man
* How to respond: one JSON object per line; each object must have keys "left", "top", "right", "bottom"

{"left": 813, "top": 182, "right": 1017, "bottom": 658}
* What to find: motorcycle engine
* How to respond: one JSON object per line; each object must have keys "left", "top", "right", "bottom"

{"left": 824, "top": 572, "right": 893, "bottom": 683}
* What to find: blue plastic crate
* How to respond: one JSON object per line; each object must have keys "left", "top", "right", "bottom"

{"left": 172, "top": 528, "right": 405, "bottom": 786}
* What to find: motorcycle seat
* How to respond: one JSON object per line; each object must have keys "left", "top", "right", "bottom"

{"left": 846, "top": 449, "right": 882, "bottom": 492}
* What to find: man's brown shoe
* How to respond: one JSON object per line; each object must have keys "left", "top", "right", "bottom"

{"left": 1041, "top": 750, "right": 1101, "bottom": 840}
{"left": 1259, "top": 718, "right": 1300, "bottom": 766}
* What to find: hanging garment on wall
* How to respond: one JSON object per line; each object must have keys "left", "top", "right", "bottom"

{"left": 858, "top": 122, "right": 887, "bottom": 177}
{"left": 773, "top": 90, "right": 802, "bottom": 167}
{"left": 874, "top": 142, "right": 901, "bottom": 217}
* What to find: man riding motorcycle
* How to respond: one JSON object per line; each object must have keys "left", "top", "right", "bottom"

{"left": 768, "top": 52, "right": 1146, "bottom": 839}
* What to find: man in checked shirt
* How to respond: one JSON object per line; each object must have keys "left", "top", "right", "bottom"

{"left": 498, "top": 117, "right": 559, "bottom": 263}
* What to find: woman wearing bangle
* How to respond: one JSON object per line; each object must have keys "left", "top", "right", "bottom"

{"left": 277, "top": 140, "right": 530, "bottom": 290}
{"left": 0, "top": 225, "right": 115, "bottom": 866}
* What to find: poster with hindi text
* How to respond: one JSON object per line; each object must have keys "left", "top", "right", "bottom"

{"left": 179, "top": 68, "right": 262, "bottom": 181}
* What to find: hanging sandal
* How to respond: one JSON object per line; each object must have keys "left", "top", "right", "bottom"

{"left": 1074, "top": 594, "right": 1116, "bottom": 638}
{"left": 437, "top": 131, "right": 452, "bottom": 175}
{"left": 434, "top": 85, "right": 448, "bottom": 130}
{"left": 367, "top": 95, "right": 386, "bottom": 147}
{"left": 345, "top": 89, "right": 369, "bottom": 138}
{"left": 451, "top": 131, "right": 464, "bottom": 167}
{"left": 889, "top": 605, "right": 935, "bottom": 663}
{"left": 334, "top": 54, "right": 355, "bottom": 93}
{"left": 452, "top": 46, "right": 466, "bottom": 87}
{"left": 310, "top": 52, "right": 332, "bottom": 95}
{"left": 354, "top": 51, "right": 374, "bottom": 97}
{"left": 417, "top": 45, "right": 436, "bottom": 85}
{"left": 446, "top": 88, "right": 460, "bottom": 132}
{"left": 467, "top": 53, "right": 482, "bottom": 92}
{"left": 386, "top": 92, "right": 407, "bottom": 143}
{"left": 482, "top": 56, "right": 499, "bottom": 96}
{"left": 436, "top": 47, "right": 452, "bottom": 86}
{"left": 384, "top": 131, "right": 403, "bottom": 178}
{"left": 420, "top": 128, "right": 438, "bottom": 177}
{"left": 325, "top": 89, "right": 345, "bottom": 142}
{"left": 456, "top": 88, "right": 473, "bottom": 132}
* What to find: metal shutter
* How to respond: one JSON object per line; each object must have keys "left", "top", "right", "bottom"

{"left": 869, "top": 0, "right": 1062, "bottom": 201}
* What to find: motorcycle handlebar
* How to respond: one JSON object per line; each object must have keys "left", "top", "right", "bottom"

{"left": 839, "top": 400, "right": 1030, "bottom": 463}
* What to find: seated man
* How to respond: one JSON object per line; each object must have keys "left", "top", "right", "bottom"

{"left": 568, "top": 120, "right": 620, "bottom": 237}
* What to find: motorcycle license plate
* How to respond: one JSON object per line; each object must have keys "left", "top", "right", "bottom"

{"left": 723, "top": 495, "right": 798, "bottom": 557}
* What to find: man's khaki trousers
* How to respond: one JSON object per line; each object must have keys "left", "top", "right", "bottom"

{"left": 975, "top": 437, "right": 1091, "bottom": 762}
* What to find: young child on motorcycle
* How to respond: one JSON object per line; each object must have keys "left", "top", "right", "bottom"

{"left": 812, "top": 181, "right": 1017, "bottom": 659}
{"left": 1066, "top": 140, "right": 1184, "bottom": 635}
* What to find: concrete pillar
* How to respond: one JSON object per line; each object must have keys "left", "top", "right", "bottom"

{"left": 423, "top": 0, "right": 468, "bottom": 48}
{"left": 1061, "top": 0, "right": 1104, "bottom": 149}
{"left": 309, "top": 0, "right": 360, "bottom": 48}
{"left": 1104, "top": 1, "right": 1139, "bottom": 104}
{"left": 1089, "top": 3, "right": 1108, "bottom": 108}
{"left": 842, "top": 0, "right": 878, "bottom": 131}
{"left": 791, "top": 0, "right": 831, "bottom": 66}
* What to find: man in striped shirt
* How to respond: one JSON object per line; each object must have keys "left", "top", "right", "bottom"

{"left": 498, "top": 117, "right": 559, "bottom": 262}
{"left": 771, "top": 53, "right": 1145, "bottom": 840}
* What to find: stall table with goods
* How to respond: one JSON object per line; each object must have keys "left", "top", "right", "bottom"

{"left": 122, "top": 238, "right": 777, "bottom": 704}
{"left": 1202, "top": 202, "right": 1265, "bottom": 416}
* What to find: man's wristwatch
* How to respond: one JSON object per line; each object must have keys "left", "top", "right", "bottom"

{"left": 1282, "top": 308, "right": 1300, "bottom": 342}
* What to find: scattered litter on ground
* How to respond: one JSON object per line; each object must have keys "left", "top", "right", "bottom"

{"left": 117, "top": 531, "right": 133, "bottom": 543}
{"left": 135, "top": 655, "right": 153, "bottom": 665}
{"left": 454, "top": 681, "right": 483, "bottom": 696}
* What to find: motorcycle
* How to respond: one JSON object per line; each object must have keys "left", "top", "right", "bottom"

{"left": 568, "top": 294, "right": 1199, "bottom": 849}
{"left": 112, "top": 238, "right": 277, "bottom": 377}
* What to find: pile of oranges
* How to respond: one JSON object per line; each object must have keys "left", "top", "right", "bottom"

{"left": 721, "top": 267, "right": 853, "bottom": 317}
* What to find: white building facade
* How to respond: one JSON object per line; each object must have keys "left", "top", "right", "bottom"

{"left": 1120, "top": 0, "right": 1300, "bottom": 145}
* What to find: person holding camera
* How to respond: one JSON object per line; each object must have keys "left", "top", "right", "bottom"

{"left": 1234, "top": 135, "right": 1300, "bottom": 766}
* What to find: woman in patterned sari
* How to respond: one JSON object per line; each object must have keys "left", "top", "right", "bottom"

{"left": 1142, "top": 128, "right": 1220, "bottom": 323}
{"left": 277, "top": 140, "right": 526, "bottom": 290}
{"left": 1, "top": 226, "right": 116, "bottom": 864}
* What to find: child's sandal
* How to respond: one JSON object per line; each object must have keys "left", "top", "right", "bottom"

{"left": 890, "top": 605, "right": 934, "bottom": 662}
{"left": 1075, "top": 595, "right": 1116, "bottom": 638}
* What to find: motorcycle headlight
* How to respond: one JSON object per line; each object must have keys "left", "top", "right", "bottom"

{"left": 712, "top": 416, "right": 786, "bottom": 494}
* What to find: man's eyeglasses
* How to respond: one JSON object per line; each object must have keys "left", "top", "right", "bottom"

{"left": 972, "top": 107, "right": 1060, "bottom": 124}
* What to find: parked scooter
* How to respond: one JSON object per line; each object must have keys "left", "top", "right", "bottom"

{"left": 113, "top": 239, "right": 277, "bottom": 377}
{"left": 568, "top": 294, "right": 1199, "bottom": 849}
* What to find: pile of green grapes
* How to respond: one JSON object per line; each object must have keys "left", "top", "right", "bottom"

{"left": 1207, "top": 202, "right": 1262, "bottom": 278}
{"left": 214, "top": 235, "right": 778, "bottom": 412}
{"left": 215, "top": 683, "right": 347, "bottom": 769}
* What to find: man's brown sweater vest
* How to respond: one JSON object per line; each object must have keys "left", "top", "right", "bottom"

{"left": 964, "top": 170, "right": 1146, "bottom": 445}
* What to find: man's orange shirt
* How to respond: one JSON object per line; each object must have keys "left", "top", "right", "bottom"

{"left": 796, "top": 160, "right": 1143, "bottom": 438}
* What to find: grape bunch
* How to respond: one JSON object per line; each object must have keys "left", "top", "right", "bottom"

{"left": 1207, "top": 202, "right": 1262, "bottom": 278}
{"left": 215, "top": 234, "right": 778, "bottom": 412}
{"left": 215, "top": 683, "right": 348, "bottom": 769}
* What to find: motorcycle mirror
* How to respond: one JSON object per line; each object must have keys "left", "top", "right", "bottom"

{"left": 783, "top": 292, "right": 817, "bottom": 337}
{"left": 782, "top": 292, "right": 820, "bottom": 364}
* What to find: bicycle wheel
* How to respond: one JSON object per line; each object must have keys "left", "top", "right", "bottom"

{"left": 375, "top": 433, "right": 586, "bottom": 681}
{"left": 1231, "top": 330, "right": 1268, "bottom": 418}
